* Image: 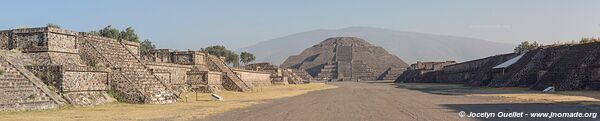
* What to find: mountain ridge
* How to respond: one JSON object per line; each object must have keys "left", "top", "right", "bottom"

{"left": 239, "top": 26, "right": 514, "bottom": 65}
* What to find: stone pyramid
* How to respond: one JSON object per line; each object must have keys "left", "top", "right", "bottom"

{"left": 281, "top": 37, "right": 408, "bottom": 81}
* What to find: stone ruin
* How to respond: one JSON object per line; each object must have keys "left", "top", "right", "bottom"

{"left": 281, "top": 37, "right": 409, "bottom": 81}
{"left": 397, "top": 42, "right": 600, "bottom": 91}
{"left": 0, "top": 27, "right": 305, "bottom": 111}
{"left": 244, "top": 62, "right": 311, "bottom": 84}
{"left": 395, "top": 61, "right": 455, "bottom": 83}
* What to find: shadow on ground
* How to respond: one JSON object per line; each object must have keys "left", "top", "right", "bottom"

{"left": 395, "top": 82, "right": 535, "bottom": 95}
{"left": 443, "top": 103, "right": 600, "bottom": 121}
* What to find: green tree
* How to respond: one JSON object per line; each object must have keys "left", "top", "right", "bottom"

{"left": 514, "top": 41, "right": 541, "bottom": 54}
{"left": 98, "top": 25, "right": 121, "bottom": 39}
{"left": 140, "top": 39, "right": 156, "bottom": 52}
{"left": 226, "top": 52, "right": 240, "bottom": 67}
{"left": 120, "top": 27, "right": 139, "bottom": 42}
{"left": 46, "top": 23, "right": 61, "bottom": 28}
{"left": 240, "top": 51, "right": 256, "bottom": 65}
{"left": 200, "top": 45, "right": 240, "bottom": 66}
{"left": 201, "top": 45, "right": 229, "bottom": 57}
{"left": 92, "top": 25, "right": 141, "bottom": 42}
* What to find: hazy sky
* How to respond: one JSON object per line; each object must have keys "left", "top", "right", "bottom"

{"left": 1, "top": 0, "right": 599, "bottom": 50}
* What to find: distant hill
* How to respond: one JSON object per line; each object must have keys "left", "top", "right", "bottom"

{"left": 239, "top": 27, "right": 514, "bottom": 65}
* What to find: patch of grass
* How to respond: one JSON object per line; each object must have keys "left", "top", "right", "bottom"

{"left": 0, "top": 83, "right": 336, "bottom": 121}
{"left": 106, "top": 89, "right": 127, "bottom": 102}
{"left": 27, "top": 94, "right": 36, "bottom": 100}
{"left": 47, "top": 85, "right": 57, "bottom": 92}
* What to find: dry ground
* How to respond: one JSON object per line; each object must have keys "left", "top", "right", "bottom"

{"left": 0, "top": 83, "right": 336, "bottom": 121}
{"left": 397, "top": 83, "right": 600, "bottom": 104}
{"left": 206, "top": 81, "right": 600, "bottom": 121}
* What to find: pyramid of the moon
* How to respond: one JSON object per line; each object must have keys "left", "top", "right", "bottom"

{"left": 281, "top": 37, "right": 409, "bottom": 81}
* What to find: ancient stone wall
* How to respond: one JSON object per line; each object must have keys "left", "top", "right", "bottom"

{"left": 411, "top": 61, "right": 456, "bottom": 70}
{"left": 206, "top": 71, "right": 222, "bottom": 86}
{"left": 78, "top": 33, "right": 178, "bottom": 104}
{"left": 146, "top": 62, "right": 193, "bottom": 91}
{"left": 409, "top": 42, "right": 600, "bottom": 91}
{"left": 398, "top": 53, "right": 517, "bottom": 84}
{"left": 141, "top": 49, "right": 174, "bottom": 63}
{"left": 172, "top": 51, "right": 206, "bottom": 65}
{"left": 395, "top": 61, "right": 456, "bottom": 83}
{"left": 0, "top": 30, "right": 10, "bottom": 49}
{"left": 0, "top": 51, "right": 66, "bottom": 110}
{"left": 433, "top": 53, "right": 518, "bottom": 85}
{"left": 530, "top": 43, "right": 600, "bottom": 90}
{"left": 233, "top": 69, "right": 272, "bottom": 87}
{"left": 0, "top": 26, "right": 301, "bottom": 110}
{"left": 122, "top": 40, "right": 140, "bottom": 58}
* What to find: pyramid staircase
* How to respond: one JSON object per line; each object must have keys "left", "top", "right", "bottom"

{"left": 0, "top": 54, "right": 66, "bottom": 110}
{"left": 351, "top": 60, "right": 376, "bottom": 80}
{"left": 316, "top": 62, "right": 338, "bottom": 81}
{"left": 206, "top": 55, "right": 250, "bottom": 92}
{"left": 81, "top": 38, "right": 177, "bottom": 104}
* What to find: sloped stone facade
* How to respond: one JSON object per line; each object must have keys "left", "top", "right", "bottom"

{"left": 402, "top": 42, "right": 600, "bottom": 91}
{"left": 0, "top": 27, "right": 305, "bottom": 111}
{"left": 281, "top": 37, "right": 409, "bottom": 81}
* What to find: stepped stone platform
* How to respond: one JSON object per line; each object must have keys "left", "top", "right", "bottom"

{"left": 243, "top": 62, "right": 310, "bottom": 85}
{"left": 399, "top": 42, "right": 600, "bottom": 91}
{"left": 0, "top": 51, "right": 66, "bottom": 111}
{"left": 0, "top": 27, "right": 286, "bottom": 110}
{"left": 395, "top": 61, "right": 455, "bottom": 83}
{"left": 281, "top": 37, "right": 408, "bottom": 81}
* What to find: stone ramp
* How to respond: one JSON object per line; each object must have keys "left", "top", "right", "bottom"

{"left": 0, "top": 53, "right": 65, "bottom": 110}
{"left": 79, "top": 36, "right": 177, "bottom": 104}
{"left": 206, "top": 55, "right": 250, "bottom": 92}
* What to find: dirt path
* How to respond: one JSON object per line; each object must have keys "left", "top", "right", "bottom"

{"left": 204, "top": 82, "right": 600, "bottom": 121}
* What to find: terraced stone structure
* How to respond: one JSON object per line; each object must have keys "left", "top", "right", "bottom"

{"left": 395, "top": 61, "right": 455, "bottom": 83}
{"left": 400, "top": 42, "right": 600, "bottom": 91}
{"left": 396, "top": 53, "right": 518, "bottom": 85}
{"left": 141, "top": 49, "right": 252, "bottom": 92}
{"left": 281, "top": 37, "right": 408, "bottom": 81}
{"left": 0, "top": 27, "right": 180, "bottom": 111}
{"left": 243, "top": 62, "right": 309, "bottom": 85}
{"left": 0, "top": 27, "right": 272, "bottom": 111}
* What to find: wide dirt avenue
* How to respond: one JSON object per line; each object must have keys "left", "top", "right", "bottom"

{"left": 205, "top": 82, "right": 600, "bottom": 121}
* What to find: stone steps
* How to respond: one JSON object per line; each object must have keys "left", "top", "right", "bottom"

{"left": 316, "top": 63, "right": 338, "bottom": 81}
{"left": 0, "top": 100, "right": 57, "bottom": 111}
{"left": 0, "top": 57, "right": 60, "bottom": 111}
{"left": 207, "top": 55, "right": 250, "bottom": 92}
{"left": 84, "top": 38, "right": 177, "bottom": 104}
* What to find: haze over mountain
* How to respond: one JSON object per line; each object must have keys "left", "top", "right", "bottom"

{"left": 240, "top": 27, "right": 514, "bottom": 65}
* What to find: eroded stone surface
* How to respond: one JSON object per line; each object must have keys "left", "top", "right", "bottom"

{"left": 281, "top": 37, "right": 409, "bottom": 81}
